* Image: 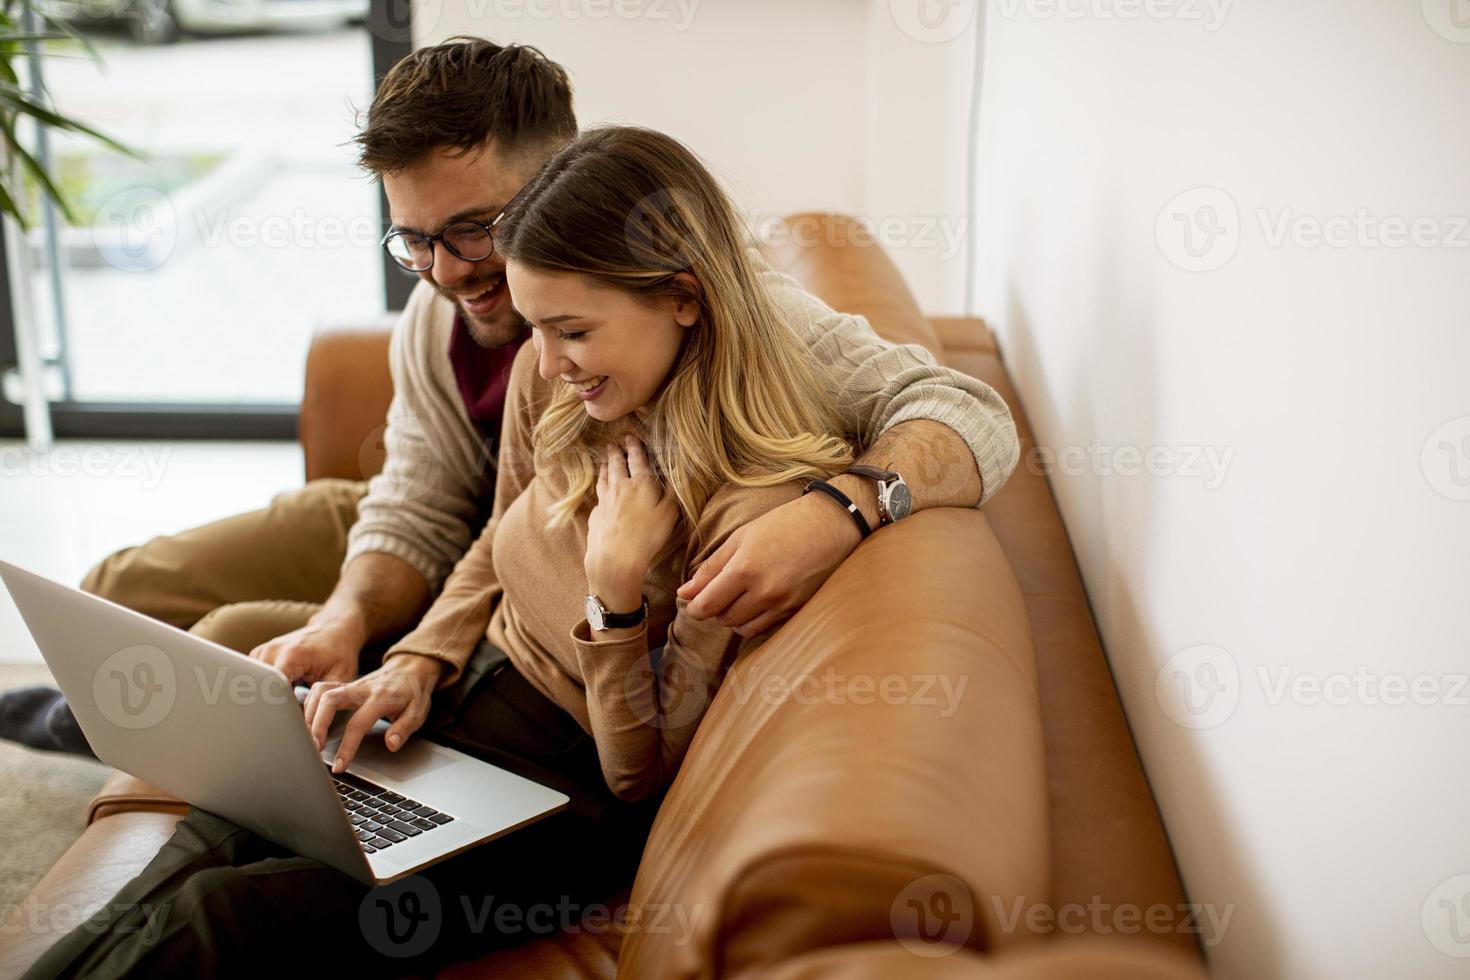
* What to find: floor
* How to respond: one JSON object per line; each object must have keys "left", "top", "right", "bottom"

{"left": 1, "top": 439, "right": 303, "bottom": 664}
{"left": 0, "top": 662, "right": 112, "bottom": 913}
{"left": 0, "top": 439, "right": 301, "bottom": 913}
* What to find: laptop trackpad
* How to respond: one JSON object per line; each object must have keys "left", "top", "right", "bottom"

{"left": 321, "top": 723, "right": 455, "bottom": 782}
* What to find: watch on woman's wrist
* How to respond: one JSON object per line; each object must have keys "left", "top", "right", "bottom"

{"left": 584, "top": 593, "right": 648, "bottom": 632}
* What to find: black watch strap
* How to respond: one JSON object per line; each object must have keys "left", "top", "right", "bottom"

{"left": 602, "top": 600, "right": 647, "bottom": 629}
{"left": 803, "top": 479, "right": 872, "bottom": 539}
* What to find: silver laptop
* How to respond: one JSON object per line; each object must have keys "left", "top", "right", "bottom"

{"left": 0, "top": 560, "right": 569, "bottom": 886}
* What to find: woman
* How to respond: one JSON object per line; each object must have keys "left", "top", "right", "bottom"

{"left": 308, "top": 126, "right": 855, "bottom": 810}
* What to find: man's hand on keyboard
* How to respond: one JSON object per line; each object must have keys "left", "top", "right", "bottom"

{"left": 304, "top": 653, "right": 445, "bottom": 773}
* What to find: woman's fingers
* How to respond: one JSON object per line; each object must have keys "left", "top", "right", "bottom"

{"left": 605, "top": 442, "right": 629, "bottom": 483}
{"left": 625, "top": 435, "right": 652, "bottom": 478}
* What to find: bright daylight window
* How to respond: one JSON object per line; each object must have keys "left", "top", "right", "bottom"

{"left": 3, "top": 2, "right": 388, "bottom": 419}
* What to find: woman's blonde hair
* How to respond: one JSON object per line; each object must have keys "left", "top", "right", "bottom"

{"left": 494, "top": 125, "right": 853, "bottom": 530}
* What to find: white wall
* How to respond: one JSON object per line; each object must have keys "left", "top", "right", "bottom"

{"left": 971, "top": 1, "right": 1470, "bottom": 977}
{"left": 413, "top": 0, "right": 976, "bottom": 313}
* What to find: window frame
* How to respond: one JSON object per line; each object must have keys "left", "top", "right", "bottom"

{"left": 0, "top": 10, "right": 413, "bottom": 440}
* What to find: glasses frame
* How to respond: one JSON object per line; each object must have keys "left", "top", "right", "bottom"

{"left": 380, "top": 216, "right": 500, "bottom": 273}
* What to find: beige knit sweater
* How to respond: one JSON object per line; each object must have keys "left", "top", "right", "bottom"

{"left": 344, "top": 243, "right": 1020, "bottom": 594}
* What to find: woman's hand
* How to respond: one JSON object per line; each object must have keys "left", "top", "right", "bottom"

{"left": 585, "top": 435, "right": 680, "bottom": 609}
{"left": 304, "top": 652, "right": 444, "bottom": 773}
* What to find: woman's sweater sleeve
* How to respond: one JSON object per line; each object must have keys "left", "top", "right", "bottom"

{"left": 571, "top": 482, "right": 804, "bottom": 802}
{"left": 381, "top": 343, "right": 542, "bottom": 690}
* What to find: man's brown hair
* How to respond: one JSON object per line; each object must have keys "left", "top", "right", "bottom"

{"left": 355, "top": 36, "right": 577, "bottom": 176}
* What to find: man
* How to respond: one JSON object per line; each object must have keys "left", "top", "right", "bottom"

{"left": 3, "top": 38, "right": 1017, "bottom": 761}
{"left": 8, "top": 37, "right": 1019, "bottom": 975}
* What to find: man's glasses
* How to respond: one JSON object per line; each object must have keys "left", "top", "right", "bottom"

{"left": 381, "top": 217, "right": 500, "bottom": 273}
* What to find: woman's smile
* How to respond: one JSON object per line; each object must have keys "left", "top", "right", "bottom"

{"left": 571, "top": 376, "right": 609, "bottom": 401}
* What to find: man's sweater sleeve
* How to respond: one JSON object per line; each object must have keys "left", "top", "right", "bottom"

{"left": 343, "top": 283, "right": 493, "bottom": 591}
{"left": 380, "top": 342, "right": 541, "bottom": 690}
{"left": 752, "top": 246, "right": 1021, "bottom": 506}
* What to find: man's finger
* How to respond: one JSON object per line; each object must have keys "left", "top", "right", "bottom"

{"left": 714, "top": 591, "right": 770, "bottom": 634}
{"left": 274, "top": 653, "right": 310, "bottom": 686}
{"left": 684, "top": 562, "right": 748, "bottom": 622}
{"left": 320, "top": 656, "right": 354, "bottom": 685}
{"left": 333, "top": 696, "right": 386, "bottom": 774}
{"left": 731, "top": 608, "right": 789, "bottom": 640}
{"left": 678, "top": 537, "right": 732, "bottom": 603}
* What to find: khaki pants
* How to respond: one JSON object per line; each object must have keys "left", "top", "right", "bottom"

{"left": 80, "top": 478, "right": 370, "bottom": 650}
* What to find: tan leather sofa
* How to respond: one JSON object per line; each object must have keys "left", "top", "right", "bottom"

{"left": 0, "top": 215, "right": 1209, "bottom": 978}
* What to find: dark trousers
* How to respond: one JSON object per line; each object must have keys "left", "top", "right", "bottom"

{"left": 23, "top": 643, "right": 662, "bottom": 979}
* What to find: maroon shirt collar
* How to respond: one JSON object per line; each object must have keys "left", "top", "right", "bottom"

{"left": 448, "top": 312, "right": 526, "bottom": 444}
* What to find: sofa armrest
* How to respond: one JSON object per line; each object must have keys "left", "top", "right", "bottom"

{"left": 618, "top": 509, "right": 1049, "bottom": 977}
{"left": 86, "top": 771, "right": 189, "bottom": 824}
{"left": 299, "top": 321, "right": 395, "bottom": 483}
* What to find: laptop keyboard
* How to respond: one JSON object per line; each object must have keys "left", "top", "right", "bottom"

{"left": 327, "top": 767, "right": 456, "bottom": 854}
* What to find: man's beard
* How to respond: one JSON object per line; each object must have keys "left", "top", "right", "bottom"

{"left": 435, "top": 271, "right": 525, "bottom": 348}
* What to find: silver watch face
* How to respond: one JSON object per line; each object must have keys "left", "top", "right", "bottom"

{"left": 584, "top": 594, "right": 605, "bottom": 631}
{"left": 884, "top": 481, "right": 913, "bottom": 522}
